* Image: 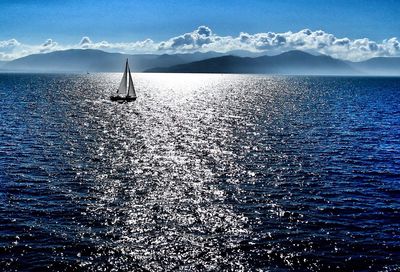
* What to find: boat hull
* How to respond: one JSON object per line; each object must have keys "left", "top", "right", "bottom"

{"left": 110, "top": 95, "right": 137, "bottom": 102}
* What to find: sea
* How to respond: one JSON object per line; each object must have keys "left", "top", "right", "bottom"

{"left": 0, "top": 73, "right": 399, "bottom": 271}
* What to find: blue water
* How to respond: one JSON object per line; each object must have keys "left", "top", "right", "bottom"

{"left": 0, "top": 73, "right": 399, "bottom": 271}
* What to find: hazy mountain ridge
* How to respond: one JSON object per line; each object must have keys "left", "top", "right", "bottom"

{"left": 2, "top": 49, "right": 400, "bottom": 75}
{"left": 147, "top": 50, "right": 400, "bottom": 75}
{"left": 2, "top": 49, "right": 226, "bottom": 72}
{"left": 0, "top": 61, "right": 8, "bottom": 68}
{"left": 349, "top": 57, "right": 400, "bottom": 75}
{"left": 146, "top": 51, "right": 356, "bottom": 75}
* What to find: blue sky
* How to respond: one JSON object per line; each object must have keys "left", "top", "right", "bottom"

{"left": 0, "top": 0, "right": 399, "bottom": 61}
{"left": 1, "top": 0, "right": 399, "bottom": 43}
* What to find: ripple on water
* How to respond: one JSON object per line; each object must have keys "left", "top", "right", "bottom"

{"left": 0, "top": 74, "right": 399, "bottom": 271}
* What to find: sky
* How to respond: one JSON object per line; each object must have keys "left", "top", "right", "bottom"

{"left": 0, "top": 0, "right": 399, "bottom": 61}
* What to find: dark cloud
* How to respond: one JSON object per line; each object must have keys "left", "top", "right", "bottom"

{"left": 197, "top": 26, "right": 212, "bottom": 37}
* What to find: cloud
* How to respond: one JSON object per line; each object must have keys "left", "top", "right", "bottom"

{"left": 79, "top": 36, "right": 92, "bottom": 47}
{"left": 1, "top": 26, "right": 399, "bottom": 61}
{"left": 158, "top": 26, "right": 214, "bottom": 50}
{"left": 153, "top": 27, "right": 400, "bottom": 60}
{"left": 0, "top": 39, "right": 20, "bottom": 48}
{"left": 0, "top": 52, "right": 12, "bottom": 61}
{"left": 76, "top": 37, "right": 158, "bottom": 53}
{"left": 0, "top": 38, "right": 63, "bottom": 60}
{"left": 40, "top": 39, "right": 58, "bottom": 52}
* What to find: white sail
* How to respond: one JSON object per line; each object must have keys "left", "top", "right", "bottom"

{"left": 117, "top": 60, "right": 128, "bottom": 94}
{"left": 127, "top": 66, "right": 136, "bottom": 98}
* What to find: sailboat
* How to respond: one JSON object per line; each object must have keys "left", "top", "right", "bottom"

{"left": 110, "top": 59, "right": 137, "bottom": 102}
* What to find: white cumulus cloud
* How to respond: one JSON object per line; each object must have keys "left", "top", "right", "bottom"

{"left": 158, "top": 26, "right": 214, "bottom": 51}
{"left": 0, "top": 39, "right": 20, "bottom": 48}
{"left": 1, "top": 26, "right": 399, "bottom": 61}
{"left": 79, "top": 36, "right": 92, "bottom": 47}
{"left": 40, "top": 39, "right": 58, "bottom": 52}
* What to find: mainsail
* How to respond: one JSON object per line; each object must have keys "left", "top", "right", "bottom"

{"left": 117, "top": 60, "right": 128, "bottom": 94}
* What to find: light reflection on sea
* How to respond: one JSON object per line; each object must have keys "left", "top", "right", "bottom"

{"left": 0, "top": 73, "right": 399, "bottom": 271}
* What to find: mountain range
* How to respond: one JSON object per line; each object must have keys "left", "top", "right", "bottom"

{"left": 147, "top": 50, "right": 355, "bottom": 75}
{"left": 1, "top": 49, "right": 399, "bottom": 75}
{"left": 0, "top": 49, "right": 225, "bottom": 72}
